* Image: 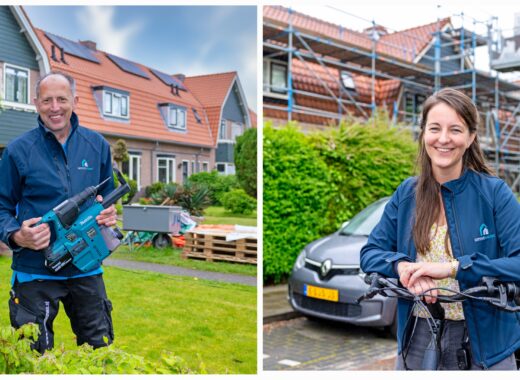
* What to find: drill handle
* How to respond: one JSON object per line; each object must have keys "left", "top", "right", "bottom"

{"left": 101, "top": 168, "right": 130, "bottom": 208}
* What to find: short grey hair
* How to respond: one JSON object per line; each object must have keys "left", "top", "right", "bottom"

{"left": 35, "top": 71, "right": 76, "bottom": 99}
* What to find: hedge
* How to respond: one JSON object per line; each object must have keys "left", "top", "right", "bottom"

{"left": 263, "top": 115, "right": 417, "bottom": 284}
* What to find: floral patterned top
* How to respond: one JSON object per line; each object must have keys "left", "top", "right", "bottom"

{"left": 413, "top": 224, "right": 465, "bottom": 320}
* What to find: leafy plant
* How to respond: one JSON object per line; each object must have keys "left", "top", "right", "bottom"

{"left": 145, "top": 182, "right": 166, "bottom": 198}
{"left": 0, "top": 323, "right": 205, "bottom": 374}
{"left": 112, "top": 139, "right": 129, "bottom": 170}
{"left": 220, "top": 189, "right": 257, "bottom": 215}
{"left": 188, "top": 171, "right": 239, "bottom": 205}
{"left": 235, "top": 128, "right": 257, "bottom": 198}
{"left": 175, "top": 182, "right": 211, "bottom": 216}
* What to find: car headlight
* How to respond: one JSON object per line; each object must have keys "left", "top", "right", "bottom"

{"left": 294, "top": 250, "right": 306, "bottom": 270}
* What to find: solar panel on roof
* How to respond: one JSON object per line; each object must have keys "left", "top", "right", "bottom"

{"left": 106, "top": 54, "right": 150, "bottom": 79}
{"left": 45, "top": 32, "right": 100, "bottom": 63}
{"left": 150, "top": 69, "right": 187, "bottom": 91}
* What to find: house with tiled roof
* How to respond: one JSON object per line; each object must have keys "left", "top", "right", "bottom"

{"left": 185, "top": 71, "right": 253, "bottom": 175}
{"left": 262, "top": 6, "right": 486, "bottom": 129}
{"left": 33, "top": 27, "right": 217, "bottom": 190}
{"left": 0, "top": 6, "right": 50, "bottom": 153}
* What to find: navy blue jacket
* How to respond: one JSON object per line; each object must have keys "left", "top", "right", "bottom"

{"left": 0, "top": 112, "right": 114, "bottom": 277}
{"left": 360, "top": 169, "right": 520, "bottom": 368}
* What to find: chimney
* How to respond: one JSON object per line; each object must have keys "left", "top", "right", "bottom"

{"left": 59, "top": 47, "right": 67, "bottom": 64}
{"left": 173, "top": 74, "right": 185, "bottom": 83}
{"left": 171, "top": 84, "right": 179, "bottom": 96}
{"left": 79, "top": 40, "right": 97, "bottom": 51}
{"left": 51, "top": 45, "right": 58, "bottom": 61}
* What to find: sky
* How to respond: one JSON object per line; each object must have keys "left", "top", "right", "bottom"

{"left": 287, "top": 0, "right": 520, "bottom": 79}
{"left": 24, "top": 6, "right": 258, "bottom": 110}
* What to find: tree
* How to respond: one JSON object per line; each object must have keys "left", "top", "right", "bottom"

{"left": 112, "top": 139, "right": 129, "bottom": 170}
{"left": 234, "top": 128, "right": 257, "bottom": 198}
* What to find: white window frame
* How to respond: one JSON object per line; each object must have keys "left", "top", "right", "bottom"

{"left": 156, "top": 156, "right": 176, "bottom": 183}
{"left": 216, "top": 162, "right": 235, "bottom": 175}
{"left": 2, "top": 63, "right": 35, "bottom": 112}
{"left": 231, "top": 122, "right": 243, "bottom": 141}
{"left": 125, "top": 153, "right": 141, "bottom": 191}
{"left": 103, "top": 90, "right": 130, "bottom": 119}
{"left": 263, "top": 58, "right": 288, "bottom": 100}
{"left": 202, "top": 161, "right": 209, "bottom": 172}
{"left": 167, "top": 105, "right": 186, "bottom": 130}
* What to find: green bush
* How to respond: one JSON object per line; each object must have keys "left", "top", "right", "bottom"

{"left": 113, "top": 173, "right": 137, "bottom": 204}
{"left": 311, "top": 112, "right": 417, "bottom": 234}
{"left": 189, "top": 171, "right": 239, "bottom": 205}
{"left": 263, "top": 115, "right": 417, "bottom": 284}
{"left": 145, "top": 182, "right": 166, "bottom": 198}
{"left": 220, "top": 189, "right": 257, "bottom": 215}
{"left": 235, "top": 128, "right": 257, "bottom": 198}
{"left": 263, "top": 123, "right": 334, "bottom": 284}
{"left": 0, "top": 323, "right": 205, "bottom": 374}
{"left": 146, "top": 181, "right": 211, "bottom": 216}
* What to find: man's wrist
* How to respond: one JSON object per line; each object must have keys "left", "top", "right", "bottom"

{"left": 7, "top": 231, "right": 23, "bottom": 251}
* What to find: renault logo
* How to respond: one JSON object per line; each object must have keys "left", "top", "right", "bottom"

{"left": 320, "top": 259, "right": 332, "bottom": 277}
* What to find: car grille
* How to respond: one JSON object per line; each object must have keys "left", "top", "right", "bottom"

{"left": 304, "top": 262, "right": 359, "bottom": 280}
{"left": 293, "top": 293, "right": 362, "bottom": 318}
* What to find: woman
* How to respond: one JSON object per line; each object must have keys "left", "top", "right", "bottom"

{"left": 360, "top": 88, "right": 520, "bottom": 370}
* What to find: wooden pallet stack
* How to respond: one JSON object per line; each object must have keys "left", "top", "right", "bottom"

{"left": 182, "top": 227, "right": 257, "bottom": 265}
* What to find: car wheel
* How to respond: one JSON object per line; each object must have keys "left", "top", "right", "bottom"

{"left": 153, "top": 233, "right": 171, "bottom": 249}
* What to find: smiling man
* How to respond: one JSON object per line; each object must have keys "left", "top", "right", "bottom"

{"left": 0, "top": 71, "right": 118, "bottom": 353}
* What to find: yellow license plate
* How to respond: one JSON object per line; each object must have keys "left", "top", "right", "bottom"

{"left": 304, "top": 284, "right": 339, "bottom": 302}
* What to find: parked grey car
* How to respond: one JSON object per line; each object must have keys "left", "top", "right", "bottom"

{"left": 288, "top": 197, "right": 397, "bottom": 334}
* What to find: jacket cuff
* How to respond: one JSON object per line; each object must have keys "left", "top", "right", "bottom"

{"left": 385, "top": 253, "right": 411, "bottom": 278}
{"left": 454, "top": 253, "right": 477, "bottom": 283}
{"left": 5, "top": 231, "right": 22, "bottom": 252}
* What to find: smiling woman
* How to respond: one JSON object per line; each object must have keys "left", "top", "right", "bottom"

{"left": 361, "top": 88, "right": 520, "bottom": 370}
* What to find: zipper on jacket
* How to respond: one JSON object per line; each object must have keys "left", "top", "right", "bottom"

{"left": 450, "top": 192, "right": 486, "bottom": 369}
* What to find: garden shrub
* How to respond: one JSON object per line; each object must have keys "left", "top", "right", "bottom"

{"left": 189, "top": 171, "right": 239, "bottom": 205}
{"left": 0, "top": 323, "right": 205, "bottom": 374}
{"left": 263, "top": 115, "right": 417, "bottom": 284}
{"left": 145, "top": 182, "right": 165, "bottom": 198}
{"left": 311, "top": 113, "right": 417, "bottom": 234}
{"left": 263, "top": 123, "right": 334, "bottom": 284}
{"left": 235, "top": 128, "right": 257, "bottom": 198}
{"left": 220, "top": 188, "right": 257, "bottom": 215}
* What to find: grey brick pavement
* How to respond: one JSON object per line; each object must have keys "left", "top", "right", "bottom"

{"left": 263, "top": 317, "right": 397, "bottom": 370}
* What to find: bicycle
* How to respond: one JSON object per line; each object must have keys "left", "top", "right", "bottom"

{"left": 356, "top": 273, "right": 520, "bottom": 370}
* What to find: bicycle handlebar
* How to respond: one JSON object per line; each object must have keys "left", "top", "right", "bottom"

{"left": 357, "top": 273, "right": 520, "bottom": 312}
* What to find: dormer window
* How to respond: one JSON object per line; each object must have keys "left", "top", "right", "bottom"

{"left": 158, "top": 103, "right": 187, "bottom": 131}
{"left": 103, "top": 90, "right": 129, "bottom": 118}
{"left": 92, "top": 86, "right": 130, "bottom": 121}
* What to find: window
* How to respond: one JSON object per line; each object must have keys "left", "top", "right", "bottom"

{"left": 340, "top": 71, "right": 356, "bottom": 91}
{"left": 202, "top": 162, "right": 209, "bottom": 172}
{"left": 263, "top": 59, "right": 288, "bottom": 98}
{"left": 156, "top": 156, "right": 175, "bottom": 183}
{"left": 103, "top": 90, "right": 129, "bottom": 118}
{"left": 219, "top": 120, "right": 228, "bottom": 140}
{"left": 182, "top": 161, "right": 189, "bottom": 184}
{"left": 192, "top": 108, "right": 202, "bottom": 123}
{"left": 216, "top": 162, "right": 235, "bottom": 175}
{"left": 122, "top": 152, "right": 141, "bottom": 190}
{"left": 191, "top": 160, "right": 195, "bottom": 175}
{"left": 404, "top": 92, "right": 426, "bottom": 123}
{"left": 231, "top": 123, "right": 244, "bottom": 141}
{"left": 168, "top": 106, "right": 186, "bottom": 130}
{"left": 4, "top": 65, "right": 29, "bottom": 104}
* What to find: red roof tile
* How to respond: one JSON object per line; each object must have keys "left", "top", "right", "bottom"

{"left": 35, "top": 28, "right": 215, "bottom": 148}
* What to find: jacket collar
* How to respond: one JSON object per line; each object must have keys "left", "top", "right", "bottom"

{"left": 440, "top": 168, "right": 472, "bottom": 194}
{"left": 38, "top": 112, "right": 79, "bottom": 139}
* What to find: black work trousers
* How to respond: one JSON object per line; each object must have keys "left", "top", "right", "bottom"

{"left": 8, "top": 274, "right": 114, "bottom": 354}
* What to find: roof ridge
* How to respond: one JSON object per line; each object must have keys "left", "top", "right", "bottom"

{"left": 186, "top": 71, "right": 237, "bottom": 79}
{"left": 384, "top": 17, "right": 451, "bottom": 37}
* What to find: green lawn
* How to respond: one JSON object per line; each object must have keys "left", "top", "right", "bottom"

{"left": 111, "top": 245, "right": 256, "bottom": 277}
{"left": 202, "top": 206, "right": 257, "bottom": 226}
{"left": 0, "top": 256, "right": 256, "bottom": 374}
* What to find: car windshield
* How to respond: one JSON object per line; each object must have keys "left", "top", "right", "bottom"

{"left": 339, "top": 198, "right": 388, "bottom": 236}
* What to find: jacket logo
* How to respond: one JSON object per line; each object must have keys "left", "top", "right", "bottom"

{"left": 78, "top": 159, "right": 93, "bottom": 171}
{"left": 474, "top": 223, "right": 496, "bottom": 242}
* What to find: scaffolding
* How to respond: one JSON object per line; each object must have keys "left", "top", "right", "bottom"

{"left": 263, "top": 6, "right": 520, "bottom": 191}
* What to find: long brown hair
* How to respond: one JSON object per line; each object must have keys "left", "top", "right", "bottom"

{"left": 413, "top": 88, "right": 493, "bottom": 255}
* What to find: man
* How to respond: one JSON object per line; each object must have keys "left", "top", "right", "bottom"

{"left": 0, "top": 71, "right": 118, "bottom": 353}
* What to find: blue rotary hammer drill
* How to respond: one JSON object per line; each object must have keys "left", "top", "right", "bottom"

{"left": 39, "top": 168, "right": 130, "bottom": 273}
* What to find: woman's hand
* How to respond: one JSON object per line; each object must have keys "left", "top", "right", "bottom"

{"left": 397, "top": 261, "right": 444, "bottom": 303}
